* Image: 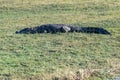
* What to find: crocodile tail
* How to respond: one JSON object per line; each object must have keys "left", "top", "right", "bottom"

{"left": 79, "top": 27, "right": 111, "bottom": 35}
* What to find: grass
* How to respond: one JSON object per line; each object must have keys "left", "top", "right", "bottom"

{"left": 0, "top": 0, "right": 120, "bottom": 80}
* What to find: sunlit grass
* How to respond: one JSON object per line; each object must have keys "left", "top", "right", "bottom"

{"left": 0, "top": 0, "right": 120, "bottom": 80}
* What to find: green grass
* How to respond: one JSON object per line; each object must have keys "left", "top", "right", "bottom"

{"left": 0, "top": 0, "right": 120, "bottom": 80}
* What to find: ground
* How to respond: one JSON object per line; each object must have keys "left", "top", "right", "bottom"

{"left": 0, "top": 0, "right": 120, "bottom": 80}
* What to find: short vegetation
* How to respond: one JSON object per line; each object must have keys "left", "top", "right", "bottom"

{"left": 0, "top": 0, "right": 120, "bottom": 80}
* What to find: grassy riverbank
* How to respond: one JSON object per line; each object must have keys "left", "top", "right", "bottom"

{"left": 0, "top": 0, "right": 120, "bottom": 79}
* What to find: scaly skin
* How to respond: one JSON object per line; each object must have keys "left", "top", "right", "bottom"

{"left": 16, "top": 24, "right": 111, "bottom": 35}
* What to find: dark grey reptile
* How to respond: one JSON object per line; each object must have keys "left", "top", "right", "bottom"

{"left": 16, "top": 24, "right": 111, "bottom": 35}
